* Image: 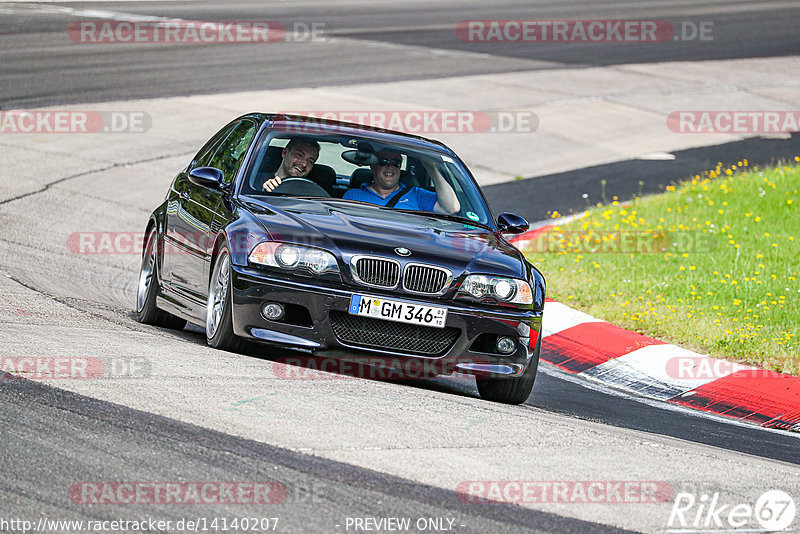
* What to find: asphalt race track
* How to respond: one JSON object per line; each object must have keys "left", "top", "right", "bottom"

{"left": 2, "top": 0, "right": 799, "bottom": 109}
{"left": 1, "top": 1, "right": 799, "bottom": 533}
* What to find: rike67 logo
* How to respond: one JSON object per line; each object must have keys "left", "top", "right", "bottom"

{"left": 667, "top": 490, "right": 796, "bottom": 532}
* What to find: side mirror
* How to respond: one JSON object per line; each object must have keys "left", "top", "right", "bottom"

{"left": 497, "top": 212, "right": 529, "bottom": 235}
{"left": 189, "top": 166, "right": 225, "bottom": 189}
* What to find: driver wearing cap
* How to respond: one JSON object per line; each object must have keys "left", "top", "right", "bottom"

{"left": 343, "top": 150, "right": 460, "bottom": 214}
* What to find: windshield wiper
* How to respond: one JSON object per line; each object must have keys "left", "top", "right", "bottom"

{"left": 400, "top": 210, "right": 493, "bottom": 230}
{"left": 314, "top": 200, "right": 494, "bottom": 230}
{"left": 253, "top": 193, "right": 330, "bottom": 199}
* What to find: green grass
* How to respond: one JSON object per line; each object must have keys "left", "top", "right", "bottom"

{"left": 523, "top": 159, "right": 800, "bottom": 375}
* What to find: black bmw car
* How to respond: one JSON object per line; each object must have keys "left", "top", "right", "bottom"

{"left": 136, "top": 113, "right": 546, "bottom": 404}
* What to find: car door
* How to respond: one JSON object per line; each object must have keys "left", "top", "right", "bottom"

{"left": 164, "top": 120, "right": 257, "bottom": 304}
{"left": 162, "top": 122, "right": 235, "bottom": 298}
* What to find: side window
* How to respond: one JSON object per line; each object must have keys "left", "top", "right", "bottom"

{"left": 208, "top": 120, "right": 258, "bottom": 184}
{"left": 193, "top": 123, "right": 238, "bottom": 169}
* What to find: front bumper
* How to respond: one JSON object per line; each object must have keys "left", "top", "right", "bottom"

{"left": 230, "top": 265, "right": 542, "bottom": 378}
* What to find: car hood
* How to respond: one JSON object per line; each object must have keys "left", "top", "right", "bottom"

{"left": 240, "top": 196, "right": 525, "bottom": 279}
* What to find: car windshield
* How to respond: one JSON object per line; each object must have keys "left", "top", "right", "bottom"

{"left": 238, "top": 130, "right": 493, "bottom": 227}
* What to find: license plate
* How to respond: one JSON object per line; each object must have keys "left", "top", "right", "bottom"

{"left": 348, "top": 294, "right": 447, "bottom": 328}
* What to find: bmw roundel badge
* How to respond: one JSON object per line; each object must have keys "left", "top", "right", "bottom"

{"left": 395, "top": 247, "right": 411, "bottom": 256}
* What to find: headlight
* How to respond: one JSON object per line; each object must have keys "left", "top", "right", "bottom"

{"left": 304, "top": 249, "right": 331, "bottom": 274}
{"left": 276, "top": 245, "right": 300, "bottom": 268}
{"left": 457, "top": 275, "right": 532, "bottom": 305}
{"left": 461, "top": 275, "right": 490, "bottom": 298}
{"left": 249, "top": 242, "right": 340, "bottom": 279}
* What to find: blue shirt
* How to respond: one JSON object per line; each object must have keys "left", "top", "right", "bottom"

{"left": 343, "top": 183, "right": 437, "bottom": 212}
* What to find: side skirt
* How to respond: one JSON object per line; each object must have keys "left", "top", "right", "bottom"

{"left": 157, "top": 286, "right": 206, "bottom": 326}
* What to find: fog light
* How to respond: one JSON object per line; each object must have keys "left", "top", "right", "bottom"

{"left": 262, "top": 302, "right": 285, "bottom": 321}
{"left": 496, "top": 336, "right": 516, "bottom": 355}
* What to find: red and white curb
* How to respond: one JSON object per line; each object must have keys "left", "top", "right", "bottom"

{"left": 511, "top": 228, "right": 800, "bottom": 433}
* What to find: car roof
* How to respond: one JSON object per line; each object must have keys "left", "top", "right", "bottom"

{"left": 238, "top": 113, "right": 459, "bottom": 156}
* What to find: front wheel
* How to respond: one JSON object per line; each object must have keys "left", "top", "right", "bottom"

{"left": 206, "top": 244, "right": 247, "bottom": 353}
{"left": 136, "top": 228, "right": 186, "bottom": 330}
{"left": 476, "top": 335, "right": 540, "bottom": 404}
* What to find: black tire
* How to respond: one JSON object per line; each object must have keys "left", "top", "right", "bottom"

{"left": 206, "top": 244, "right": 248, "bottom": 353}
{"left": 476, "top": 335, "right": 540, "bottom": 404}
{"left": 136, "top": 228, "right": 187, "bottom": 330}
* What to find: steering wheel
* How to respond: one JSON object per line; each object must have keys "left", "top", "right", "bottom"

{"left": 272, "top": 177, "right": 330, "bottom": 197}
